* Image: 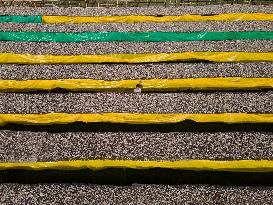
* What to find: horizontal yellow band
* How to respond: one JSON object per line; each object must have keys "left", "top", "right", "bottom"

{"left": 42, "top": 13, "right": 273, "bottom": 23}
{"left": 1, "top": 78, "right": 273, "bottom": 92}
{"left": 1, "top": 160, "right": 273, "bottom": 172}
{"left": 1, "top": 52, "right": 273, "bottom": 64}
{"left": 2, "top": 77, "right": 273, "bottom": 91}
{"left": 0, "top": 113, "right": 273, "bottom": 126}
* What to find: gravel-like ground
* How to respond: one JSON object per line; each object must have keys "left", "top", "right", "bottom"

{"left": 1, "top": 40, "right": 272, "bottom": 54}
{"left": 0, "top": 131, "right": 42, "bottom": 162}
{"left": 2, "top": 130, "right": 271, "bottom": 162}
{"left": 1, "top": 22, "right": 272, "bottom": 32}
{"left": 1, "top": 5, "right": 273, "bottom": 15}
{"left": 1, "top": 6, "right": 273, "bottom": 198}
{"left": 1, "top": 184, "right": 273, "bottom": 205}
{"left": 1, "top": 92, "right": 273, "bottom": 114}
{"left": 38, "top": 131, "right": 273, "bottom": 161}
{"left": 1, "top": 63, "right": 273, "bottom": 80}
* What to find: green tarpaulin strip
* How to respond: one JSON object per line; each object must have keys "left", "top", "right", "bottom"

{"left": 0, "top": 16, "right": 42, "bottom": 23}
{"left": 0, "top": 31, "right": 273, "bottom": 42}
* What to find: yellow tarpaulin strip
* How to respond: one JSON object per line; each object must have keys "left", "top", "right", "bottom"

{"left": 1, "top": 52, "right": 273, "bottom": 64}
{"left": 1, "top": 78, "right": 273, "bottom": 92}
{"left": 1, "top": 113, "right": 273, "bottom": 126}
{"left": 1, "top": 160, "right": 273, "bottom": 172}
{"left": 42, "top": 13, "right": 273, "bottom": 23}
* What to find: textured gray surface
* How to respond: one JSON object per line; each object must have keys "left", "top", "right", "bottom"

{"left": 0, "top": 184, "right": 273, "bottom": 205}
{"left": 1, "top": 130, "right": 273, "bottom": 162}
{"left": 2, "top": 92, "right": 273, "bottom": 114}
{"left": 1, "top": 5, "right": 273, "bottom": 15}
{"left": 1, "top": 6, "right": 273, "bottom": 199}
{"left": 39, "top": 131, "right": 273, "bottom": 161}
{"left": 2, "top": 22, "right": 272, "bottom": 32}
{"left": 0, "top": 131, "right": 42, "bottom": 163}
{"left": 1, "top": 63, "right": 273, "bottom": 80}
{"left": 1, "top": 40, "right": 272, "bottom": 54}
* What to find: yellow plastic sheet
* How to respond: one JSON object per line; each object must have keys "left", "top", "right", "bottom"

{"left": 1, "top": 160, "right": 273, "bottom": 172}
{"left": 43, "top": 13, "right": 273, "bottom": 23}
{"left": 1, "top": 52, "right": 273, "bottom": 64}
{"left": 1, "top": 113, "right": 273, "bottom": 126}
{"left": 1, "top": 78, "right": 273, "bottom": 92}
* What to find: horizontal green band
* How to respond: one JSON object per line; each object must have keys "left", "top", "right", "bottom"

{"left": 0, "top": 15, "right": 42, "bottom": 23}
{"left": 1, "top": 31, "right": 273, "bottom": 42}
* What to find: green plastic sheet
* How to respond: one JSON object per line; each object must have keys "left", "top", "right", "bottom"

{"left": 0, "top": 31, "right": 273, "bottom": 42}
{"left": 0, "top": 16, "right": 42, "bottom": 23}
